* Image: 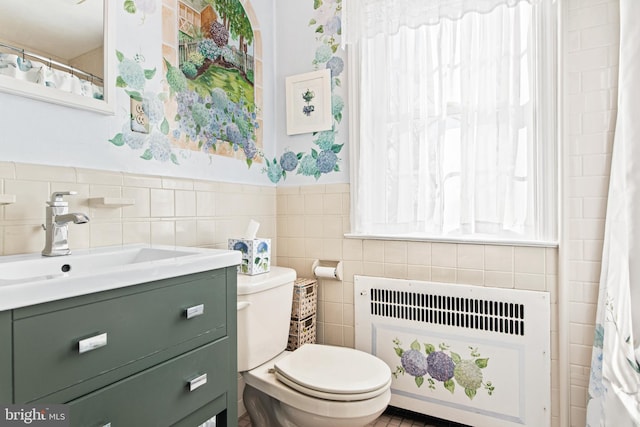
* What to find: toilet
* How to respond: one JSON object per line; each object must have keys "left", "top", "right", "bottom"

{"left": 237, "top": 266, "right": 392, "bottom": 427}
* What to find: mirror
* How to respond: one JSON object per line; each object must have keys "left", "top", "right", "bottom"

{"left": 0, "top": 0, "right": 115, "bottom": 114}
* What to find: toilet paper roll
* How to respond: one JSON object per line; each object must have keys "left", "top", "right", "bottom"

{"left": 314, "top": 266, "right": 337, "bottom": 279}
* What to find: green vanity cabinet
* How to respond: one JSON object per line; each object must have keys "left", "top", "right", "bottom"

{"left": 0, "top": 265, "right": 238, "bottom": 427}
{"left": 0, "top": 310, "right": 11, "bottom": 404}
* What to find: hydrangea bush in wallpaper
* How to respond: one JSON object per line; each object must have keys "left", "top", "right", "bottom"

{"left": 109, "top": 0, "right": 262, "bottom": 169}
{"left": 264, "top": 0, "right": 345, "bottom": 184}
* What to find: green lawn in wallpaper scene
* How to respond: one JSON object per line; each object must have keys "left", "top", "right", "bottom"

{"left": 191, "top": 65, "right": 255, "bottom": 111}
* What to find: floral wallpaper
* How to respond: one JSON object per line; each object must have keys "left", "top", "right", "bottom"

{"left": 264, "top": 0, "right": 345, "bottom": 184}
{"left": 106, "top": 0, "right": 346, "bottom": 184}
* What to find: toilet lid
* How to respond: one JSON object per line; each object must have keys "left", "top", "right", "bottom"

{"left": 274, "top": 344, "right": 391, "bottom": 401}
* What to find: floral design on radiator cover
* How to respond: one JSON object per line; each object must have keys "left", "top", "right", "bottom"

{"left": 392, "top": 338, "right": 495, "bottom": 400}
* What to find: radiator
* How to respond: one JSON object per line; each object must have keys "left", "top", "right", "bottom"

{"left": 354, "top": 275, "right": 550, "bottom": 427}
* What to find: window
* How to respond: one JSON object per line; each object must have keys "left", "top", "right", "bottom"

{"left": 345, "top": 0, "right": 557, "bottom": 244}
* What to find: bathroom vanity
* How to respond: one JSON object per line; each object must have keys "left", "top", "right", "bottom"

{"left": 0, "top": 245, "right": 239, "bottom": 427}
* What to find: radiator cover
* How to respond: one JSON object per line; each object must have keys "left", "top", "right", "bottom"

{"left": 355, "top": 275, "right": 550, "bottom": 427}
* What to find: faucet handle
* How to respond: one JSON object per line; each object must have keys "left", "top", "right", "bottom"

{"left": 48, "top": 191, "right": 77, "bottom": 206}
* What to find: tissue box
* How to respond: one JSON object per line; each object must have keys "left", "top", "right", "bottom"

{"left": 228, "top": 238, "right": 271, "bottom": 275}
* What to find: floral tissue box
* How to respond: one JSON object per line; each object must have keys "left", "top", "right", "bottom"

{"left": 228, "top": 238, "right": 271, "bottom": 275}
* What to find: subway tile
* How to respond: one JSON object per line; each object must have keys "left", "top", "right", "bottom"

{"left": 196, "top": 220, "right": 216, "bottom": 247}
{"left": 123, "top": 174, "right": 163, "bottom": 189}
{"left": 122, "top": 187, "right": 150, "bottom": 218}
{"left": 90, "top": 222, "right": 123, "bottom": 247}
{"left": 383, "top": 263, "right": 407, "bottom": 279}
{"left": 343, "top": 281, "right": 355, "bottom": 304}
{"left": 431, "top": 267, "right": 456, "bottom": 283}
{"left": 150, "top": 189, "right": 175, "bottom": 217}
{"left": 407, "top": 265, "right": 431, "bottom": 281}
{"left": 304, "top": 238, "right": 323, "bottom": 260}
{"left": 362, "top": 261, "right": 384, "bottom": 277}
{"left": 176, "top": 220, "right": 197, "bottom": 246}
{"left": 322, "top": 238, "right": 343, "bottom": 260}
{"left": 457, "top": 269, "right": 484, "bottom": 286}
{"left": 4, "top": 180, "right": 49, "bottom": 221}
{"left": 304, "top": 193, "right": 324, "bottom": 215}
{"left": 363, "top": 240, "right": 384, "bottom": 262}
{"left": 484, "top": 271, "right": 514, "bottom": 289}
{"left": 15, "top": 163, "right": 76, "bottom": 182}
{"left": 322, "top": 216, "right": 343, "bottom": 238}
{"left": 151, "top": 221, "right": 176, "bottom": 246}
{"left": 324, "top": 301, "right": 343, "bottom": 322}
{"left": 162, "top": 177, "right": 193, "bottom": 190}
{"left": 323, "top": 324, "right": 343, "bottom": 346}
{"left": 407, "top": 241, "right": 431, "bottom": 265}
{"left": 514, "top": 273, "right": 547, "bottom": 292}
{"left": 581, "top": 68, "right": 616, "bottom": 92}
{"left": 431, "top": 243, "right": 457, "bottom": 267}
{"left": 175, "top": 190, "right": 196, "bottom": 217}
{"left": 0, "top": 162, "right": 15, "bottom": 179}
{"left": 582, "top": 197, "right": 607, "bottom": 218}
{"left": 4, "top": 225, "right": 43, "bottom": 255}
{"left": 123, "top": 221, "right": 151, "bottom": 245}
{"left": 343, "top": 239, "right": 363, "bottom": 261}
{"left": 323, "top": 193, "right": 343, "bottom": 215}
{"left": 304, "top": 215, "right": 325, "bottom": 238}
{"left": 485, "top": 245, "right": 514, "bottom": 271}
{"left": 76, "top": 169, "right": 123, "bottom": 186}
{"left": 196, "top": 191, "right": 216, "bottom": 217}
{"left": 457, "top": 244, "right": 484, "bottom": 269}
{"left": 514, "top": 246, "right": 546, "bottom": 274}
{"left": 342, "top": 261, "right": 364, "bottom": 285}
{"left": 384, "top": 241, "right": 407, "bottom": 264}
{"left": 580, "top": 24, "right": 619, "bottom": 49}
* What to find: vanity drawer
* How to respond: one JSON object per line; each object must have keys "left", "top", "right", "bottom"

{"left": 13, "top": 272, "right": 227, "bottom": 402}
{"left": 68, "top": 339, "right": 229, "bottom": 427}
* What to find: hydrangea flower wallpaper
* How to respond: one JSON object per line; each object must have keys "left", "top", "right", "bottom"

{"left": 264, "top": 0, "right": 345, "bottom": 183}
{"left": 107, "top": 0, "right": 347, "bottom": 185}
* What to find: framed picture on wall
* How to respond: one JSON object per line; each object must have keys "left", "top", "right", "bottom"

{"left": 285, "top": 69, "right": 332, "bottom": 135}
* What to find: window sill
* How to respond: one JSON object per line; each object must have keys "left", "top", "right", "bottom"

{"left": 343, "top": 233, "right": 558, "bottom": 248}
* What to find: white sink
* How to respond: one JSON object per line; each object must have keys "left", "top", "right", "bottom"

{"left": 0, "top": 244, "right": 241, "bottom": 311}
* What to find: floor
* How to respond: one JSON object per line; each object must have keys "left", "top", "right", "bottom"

{"left": 238, "top": 405, "right": 471, "bottom": 427}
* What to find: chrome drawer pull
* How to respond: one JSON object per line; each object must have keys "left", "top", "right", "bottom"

{"left": 186, "top": 304, "right": 204, "bottom": 319}
{"left": 78, "top": 333, "right": 108, "bottom": 354}
{"left": 188, "top": 373, "right": 207, "bottom": 391}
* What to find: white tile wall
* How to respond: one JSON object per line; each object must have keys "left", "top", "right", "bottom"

{"left": 565, "top": 1, "right": 618, "bottom": 425}
{"left": 276, "top": 184, "right": 559, "bottom": 391}
{"left": 0, "top": 162, "right": 277, "bottom": 256}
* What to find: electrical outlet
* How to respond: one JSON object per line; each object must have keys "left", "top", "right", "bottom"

{"left": 130, "top": 96, "right": 149, "bottom": 134}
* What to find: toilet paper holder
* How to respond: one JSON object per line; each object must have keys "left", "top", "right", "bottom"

{"left": 311, "top": 259, "right": 343, "bottom": 281}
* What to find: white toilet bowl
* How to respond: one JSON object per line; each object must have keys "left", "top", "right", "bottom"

{"left": 242, "top": 346, "right": 391, "bottom": 427}
{"left": 236, "top": 267, "right": 392, "bottom": 427}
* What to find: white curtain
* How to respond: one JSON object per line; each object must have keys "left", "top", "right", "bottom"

{"left": 587, "top": 0, "right": 640, "bottom": 424}
{"left": 0, "top": 53, "right": 103, "bottom": 99}
{"left": 346, "top": 0, "right": 555, "bottom": 241}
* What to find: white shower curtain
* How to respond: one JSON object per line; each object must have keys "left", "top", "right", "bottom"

{"left": 586, "top": 0, "right": 640, "bottom": 425}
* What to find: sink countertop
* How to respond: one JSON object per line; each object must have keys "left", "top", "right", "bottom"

{"left": 0, "top": 244, "right": 241, "bottom": 311}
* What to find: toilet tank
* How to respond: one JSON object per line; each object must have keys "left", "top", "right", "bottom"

{"left": 237, "top": 266, "right": 297, "bottom": 371}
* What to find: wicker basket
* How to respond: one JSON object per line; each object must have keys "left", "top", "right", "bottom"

{"left": 291, "top": 278, "right": 318, "bottom": 320}
{"left": 287, "top": 315, "right": 316, "bottom": 351}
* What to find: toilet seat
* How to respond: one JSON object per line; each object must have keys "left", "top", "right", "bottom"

{"left": 274, "top": 344, "right": 391, "bottom": 401}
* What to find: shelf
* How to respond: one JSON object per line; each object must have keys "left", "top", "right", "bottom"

{"left": 0, "top": 195, "right": 16, "bottom": 205}
{"left": 90, "top": 197, "right": 135, "bottom": 207}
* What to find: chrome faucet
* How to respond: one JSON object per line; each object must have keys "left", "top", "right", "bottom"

{"left": 42, "top": 191, "right": 90, "bottom": 257}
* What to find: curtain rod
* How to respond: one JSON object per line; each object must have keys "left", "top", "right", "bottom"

{"left": 0, "top": 41, "right": 103, "bottom": 84}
